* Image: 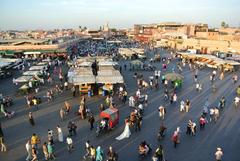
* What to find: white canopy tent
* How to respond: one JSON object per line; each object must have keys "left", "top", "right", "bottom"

{"left": 15, "top": 76, "right": 33, "bottom": 83}
{"left": 23, "top": 71, "right": 42, "bottom": 76}
{"left": 29, "top": 65, "right": 46, "bottom": 71}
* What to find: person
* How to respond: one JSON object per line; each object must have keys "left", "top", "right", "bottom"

{"left": 31, "top": 133, "right": 40, "bottom": 149}
{"left": 214, "top": 107, "right": 220, "bottom": 122}
{"left": 191, "top": 122, "right": 197, "bottom": 136}
{"left": 172, "top": 129, "right": 179, "bottom": 148}
{"left": 60, "top": 108, "right": 65, "bottom": 121}
{"left": 155, "top": 145, "right": 164, "bottom": 161}
{"left": 64, "top": 101, "right": 71, "bottom": 114}
{"left": 185, "top": 99, "right": 190, "bottom": 112}
{"left": 138, "top": 141, "right": 150, "bottom": 156}
{"left": 173, "top": 93, "right": 177, "bottom": 103}
{"left": 164, "top": 89, "right": 168, "bottom": 100}
{"left": 158, "top": 123, "right": 167, "bottom": 139}
{"left": 152, "top": 153, "right": 159, "bottom": 161}
{"left": 66, "top": 135, "right": 74, "bottom": 153}
{"left": 215, "top": 147, "right": 223, "bottom": 161}
{"left": 83, "top": 140, "right": 91, "bottom": 159}
{"left": 135, "top": 113, "right": 142, "bottom": 132}
{"left": 209, "top": 107, "right": 214, "bottom": 122}
{"left": 42, "top": 142, "right": 49, "bottom": 160}
{"left": 115, "top": 119, "right": 131, "bottom": 140}
{"left": 96, "top": 146, "right": 104, "bottom": 161}
{"left": 219, "top": 72, "right": 224, "bottom": 80}
{"left": 31, "top": 147, "right": 38, "bottom": 161}
{"left": 99, "top": 104, "right": 105, "bottom": 112}
{"left": 90, "top": 146, "right": 96, "bottom": 161}
{"left": 47, "top": 141, "right": 56, "bottom": 160}
{"left": 124, "top": 64, "right": 127, "bottom": 71}
{"left": 71, "top": 86, "right": 76, "bottom": 97}
{"left": 26, "top": 140, "right": 32, "bottom": 161}
{"left": 64, "top": 81, "right": 68, "bottom": 90}
{"left": 218, "top": 97, "right": 226, "bottom": 109}
{"left": 232, "top": 74, "right": 238, "bottom": 83}
{"left": 71, "top": 122, "right": 77, "bottom": 136}
{"left": 196, "top": 82, "right": 200, "bottom": 91}
{"left": 234, "top": 96, "right": 240, "bottom": 108}
{"left": 158, "top": 105, "right": 165, "bottom": 120}
{"left": 88, "top": 115, "right": 95, "bottom": 130}
{"left": 144, "top": 94, "right": 148, "bottom": 106}
{"left": 28, "top": 112, "right": 35, "bottom": 126}
{"left": 107, "top": 146, "right": 118, "bottom": 161}
{"left": 122, "top": 91, "right": 128, "bottom": 104}
{"left": 57, "top": 125, "right": 63, "bottom": 142}
{"left": 180, "top": 100, "right": 185, "bottom": 112}
{"left": 186, "top": 120, "right": 192, "bottom": 135}
{"left": 199, "top": 115, "right": 207, "bottom": 130}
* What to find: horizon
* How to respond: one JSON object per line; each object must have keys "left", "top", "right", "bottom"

{"left": 1, "top": 0, "right": 240, "bottom": 31}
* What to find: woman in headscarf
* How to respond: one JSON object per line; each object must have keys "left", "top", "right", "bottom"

{"left": 96, "top": 146, "right": 104, "bottom": 161}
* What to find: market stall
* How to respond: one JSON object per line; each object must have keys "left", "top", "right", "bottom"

{"left": 96, "top": 67, "right": 124, "bottom": 96}
{"left": 68, "top": 67, "right": 95, "bottom": 95}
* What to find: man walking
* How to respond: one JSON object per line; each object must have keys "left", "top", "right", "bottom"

{"left": 66, "top": 135, "right": 74, "bottom": 153}
{"left": 215, "top": 147, "right": 223, "bottom": 161}
{"left": 28, "top": 112, "right": 35, "bottom": 126}
{"left": 26, "top": 140, "right": 32, "bottom": 161}
{"left": 88, "top": 115, "right": 95, "bottom": 130}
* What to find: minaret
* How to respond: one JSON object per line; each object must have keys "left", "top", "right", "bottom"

{"left": 104, "top": 22, "right": 109, "bottom": 32}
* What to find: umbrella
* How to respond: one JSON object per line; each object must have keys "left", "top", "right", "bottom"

{"left": 165, "top": 73, "right": 184, "bottom": 81}
{"left": 131, "top": 60, "right": 143, "bottom": 65}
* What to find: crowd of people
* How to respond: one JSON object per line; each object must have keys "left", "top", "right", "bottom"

{"left": 1, "top": 38, "right": 239, "bottom": 161}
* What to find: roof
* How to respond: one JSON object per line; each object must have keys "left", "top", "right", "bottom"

{"left": 15, "top": 76, "right": 33, "bottom": 83}
{"left": 72, "top": 75, "right": 96, "bottom": 85}
{"left": 101, "top": 108, "right": 118, "bottom": 115}
{"left": 0, "top": 39, "right": 48, "bottom": 44}
{"left": 23, "top": 71, "right": 42, "bottom": 76}
{"left": 29, "top": 65, "right": 46, "bottom": 71}
{"left": 96, "top": 75, "right": 124, "bottom": 84}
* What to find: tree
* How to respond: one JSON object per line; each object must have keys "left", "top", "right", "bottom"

{"left": 111, "top": 28, "right": 117, "bottom": 33}
{"left": 221, "top": 21, "right": 226, "bottom": 28}
{"left": 221, "top": 21, "right": 229, "bottom": 28}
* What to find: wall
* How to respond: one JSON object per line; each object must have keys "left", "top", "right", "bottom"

{"left": 167, "top": 38, "right": 240, "bottom": 53}
{"left": 0, "top": 44, "right": 59, "bottom": 50}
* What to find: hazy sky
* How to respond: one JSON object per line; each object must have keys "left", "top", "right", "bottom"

{"left": 1, "top": 0, "right": 240, "bottom": 30}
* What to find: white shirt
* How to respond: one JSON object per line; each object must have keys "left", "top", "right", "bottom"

{"left": 215, "top": 150, "right": 223, "bottom": 160}
{"left": 26, "top": 142, "right": 31, "bottom": 152}
{"left": 85, "top": 142, "right": 90, "bottom": 148}
{"left": 119, "top": 87, "right": 123, "bottom": 92}
{"left": 66, "top": 137, "right": 73, "bottom": 145}
{"left": 235, "top": 97, "right": 240, "bottom": 103}
{"left": 210, "top": 109, "right": 214, "bottom": 115}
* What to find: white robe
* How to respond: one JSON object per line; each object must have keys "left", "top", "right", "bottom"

{"left": 180, "top": 101, "right": 185, "bottom": 111}
{"left": 116, "top": 123, "right": 131, "bottom": 140}
{"left": 57, "top": 127, "right": 63, "bottom": 142}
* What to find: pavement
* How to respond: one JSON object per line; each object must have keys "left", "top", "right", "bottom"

{"left": 0, "top": 49, "right": 240, "bottom": 161}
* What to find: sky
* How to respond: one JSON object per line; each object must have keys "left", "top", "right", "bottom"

{"left": 0, "top": 0, "right": 240, "bottom": 30}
